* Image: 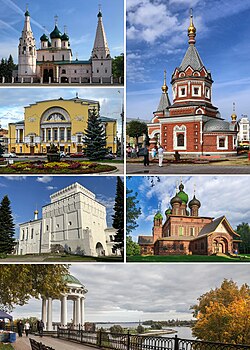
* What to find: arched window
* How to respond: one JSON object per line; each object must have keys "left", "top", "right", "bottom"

{"left": 62, "top": 69, "right": 66, "bottom": 74}
{"left": 177, "top": 134, "right": 184, "bottom": 147}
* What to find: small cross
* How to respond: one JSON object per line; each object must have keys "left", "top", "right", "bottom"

{"left": 54, "top": 15, "right": 58, "bottom": 26}
{"left": 26, "top": 3, "right": 29, "bottom": 11}
{"left": 98, "top": 3, "right": 102, "bottom": 12}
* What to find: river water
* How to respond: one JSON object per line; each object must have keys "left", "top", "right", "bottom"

{"left": 95, "top": 323, "right": 194, "bottom": 340}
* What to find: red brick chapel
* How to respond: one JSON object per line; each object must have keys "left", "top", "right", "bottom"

{"left": 138, "top": 182, "right": 241, "bottom": 256}
{"left": 147, "top": 11, "right": 238, "bottom": 156}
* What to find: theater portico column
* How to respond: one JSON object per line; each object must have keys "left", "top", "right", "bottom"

{"left": 42, "top": 298, "right": 47, "bottom": 329}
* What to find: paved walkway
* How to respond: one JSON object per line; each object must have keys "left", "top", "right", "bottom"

{"left": 126, "top": 163, "right": 250, "bottom": 174}
{"left": 13, "top": 334, "right": 97, "bottom": 350}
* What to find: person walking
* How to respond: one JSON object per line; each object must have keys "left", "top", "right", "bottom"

{"left": 158, "top": 145, "right": 164, "bottom": 167}
{"left": 38, "top": 320, "right": 44, "bottom": 337}
{"left": 143, "top": 145, "right": 149, "bottom": 166}
{"left": 17, "top": 320, "right": 24, "bottom": 337}
{"left": 24, "top": 321, "right": 30, "bottom": 337}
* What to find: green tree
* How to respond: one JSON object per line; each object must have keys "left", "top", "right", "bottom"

{"left": 126, "top": 236, "right": 140, "bottom": 256}
{"left": 0, "top": 195, "right": 15, "bottom": 254}
{"left": 112, "top": 54, "right": 124, "bottom": 78}
{"left": 191, "top": 279, "right": 250, "bottom": 344}
{"left": 109, "top": 325, "right": 124, "bottom": 337}
{"left": 112, "top": 177, "right": 124, "bottom": 254}
{"left": 137, "top": 325, "right": 145, "bottom": 334}
{"left": 6, "top": 55, "right": 16, "bottom": 81}
{"left": 126, "top": 120, "right": 148, "bottom": 146}
{"left": 236, "top": 222, "right": 250, "bottom": 254}
{"left": 0, "top": 265, "right": 69, "bottom": 311}
{"left": 83, "top": 108, "right": 107, "bottom": 160}
{"left": 126, "top": 188, "right": 141, "bottom": 235}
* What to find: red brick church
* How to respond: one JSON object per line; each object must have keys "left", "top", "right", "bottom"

{"left": 138, "top": 182, "right": 241, "bottom": 256}
{"left": 147, "top": 11, "right": 238, "bottom": 156}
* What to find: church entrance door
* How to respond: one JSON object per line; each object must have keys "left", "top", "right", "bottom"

{"left": 43, "top": 69, "right": 54, "bottom": 83}
{"left": 96, "top": 242, "right": 104, "bottom": 256}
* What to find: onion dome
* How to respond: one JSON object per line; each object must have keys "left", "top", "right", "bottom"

{"left": 177, "top": 183, "right": 189, "bottom": 204}
{"left": 154, "top": 212, "right": 163, "bottom": 220}
{"left": 170, "top": 193, "right": 182, "bottom": 206}
{"left": 165, "top": 208, "right": 172, "bottom": 216}
{"left": 25, "top": 10, "right": 30, "bottom": 17}
{"left": 188, "top": 9, "right": 196, "bottom": 45}
{"left": 40, "top": 33, "right": 49, "bottom": 41}
{"left": 231, "top": 102, "right": 237, "bottom": 122}
{"left": 61, "top": 33, "right": 69, "bottom": 41}
{"left": 50, "top": 25, "right": 62, "bottom": 39}
{"left": 34, "top": 209, "right": 38, "bottom": 214}
{"left": 97, "top": 10, "right": 102, "bottom": 18}
{"left": 188, "top": 195, "right": 201, "bottom": 209}
{"left": 162, "top": 69, "right": 168, "bottom": 93}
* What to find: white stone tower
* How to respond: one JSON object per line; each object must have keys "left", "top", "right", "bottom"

{"left": 91, "top": 7, "right": 112, "bottom": 81}
{"left": 18, "top": 8, "right": 37, "bottom": 81}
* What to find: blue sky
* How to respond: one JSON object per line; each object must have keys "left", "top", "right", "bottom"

{"left": 0, "top": 0, "right": 124, "bottom": 62}
{"left": 0, "top": 175, "right": 120, "bottom": 236}
{"left": 127, "top": 0, "right": 250, "bottom": 122}
{"left": 0, "top": 88, "right": 124, "bottom": 135}
{"left": 127, "top": 176, "right": 250, "bottom": 241}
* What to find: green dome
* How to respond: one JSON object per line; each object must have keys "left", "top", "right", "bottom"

{"left": 177, "top": 183, "right": 188, "bottom": 203}
{"left": 63, "top": 274, "right": 83, "bottom": 286}
{"left": 61, "top": 33, "right": 69, "bottom": 41}
{"left": 50, "top": 25, "right": 62, "bottom": 39}
{"left": 165, "top": 208, "right": 172, "bottom": 216}
{"left": 25, "top": 10, "right": 30, "bottom": 17}
{"left": 40, "top": 34, "right": 49, "bottom": 41}
{"left": 154, "top": 212, "right": 163, "bottom": 220}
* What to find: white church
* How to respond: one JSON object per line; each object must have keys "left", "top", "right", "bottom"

{"left": 18, "top": 182, "right": 119, "bottom": 257}
{"left": 16, "top": 6, "right": 113, "bottom": 84}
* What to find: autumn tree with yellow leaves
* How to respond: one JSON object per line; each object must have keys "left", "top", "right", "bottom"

{"left": 0, "top": 265, "right": 69, "bottom": 312}
{"left": 191, "top": 279, "right": 250, "bottom": 345}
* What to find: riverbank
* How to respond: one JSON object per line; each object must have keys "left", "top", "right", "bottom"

{"left": 140, "top": 329, "right": 177, "bottom": 336}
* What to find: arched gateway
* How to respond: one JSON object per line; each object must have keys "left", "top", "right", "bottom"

{"left": 41, "top": 274, "right": 87, "bottom": 331}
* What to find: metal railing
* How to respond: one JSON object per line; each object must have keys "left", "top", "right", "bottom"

{"left": 57, "top": 328, "right": 250, "bottom": 350}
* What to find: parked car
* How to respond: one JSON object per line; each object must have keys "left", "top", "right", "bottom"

{"left": 2, "top": 152, "right": 17, "bottom": 158}
{"left": 60, "top": 151, "right": 70, "bottom": 158}
{"left": 70, "top": 152, "right": 84, "bottom": 158}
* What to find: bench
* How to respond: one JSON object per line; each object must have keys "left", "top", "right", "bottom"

{"left": 30, "top": 338, "right": 55, "bottom": 350}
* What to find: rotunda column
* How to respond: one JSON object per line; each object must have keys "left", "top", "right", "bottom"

{"left": 81, "top": 297, "right": 85, "bottom": 327}
{"left": 42, "top": 298, "right": 47, "bottom": 330}
{"left": 47, "top": 297, "right": 53, "bottom": 331}
{"left": 73, "top": 299, "right": 76, "bottom": 327}
{"left": 61, "top": 295, "right": 68, "bottom": 328}
{"left": 76, "top": 296, "right": 81, "bottom": 326}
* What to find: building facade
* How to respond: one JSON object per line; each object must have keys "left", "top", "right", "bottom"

{"left": 18, "top": 182, "right": 118, "bottom": 257}
{"left": 237, "top": 116, "right": 250, "bottom": 145}
{"left": 138, "top": 182, "right": 241, "bottom": 256}
{"left": 8, "top": 96, "right": 117, "bottom": 155}
{"left": 147, "top": 12, "right": 238, "bottom": 156}
{"left": 17, "top": 7, "right": 113, "bottom": 83}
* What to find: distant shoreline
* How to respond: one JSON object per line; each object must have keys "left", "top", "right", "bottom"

{"left": 140, "top": 329, "right": 177, "bottom": 336}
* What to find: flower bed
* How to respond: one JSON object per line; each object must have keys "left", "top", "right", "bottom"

{"left": 0, "top": 161, "right": 117, "bottom": 174}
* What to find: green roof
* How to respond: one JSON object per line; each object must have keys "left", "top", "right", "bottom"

{"left": 50, "top": 25, "right": 62, "bottom": 39}
{"left": 165, "top": 208, "right": 172, "bottom": 215}
{"left": 63, "top": 274, "right": 83, "bottom": 286}
{"left": 177, "top": 183, "right": 189, "bottom": 204}
{"left": 154, "top": 212, "right": 163, "bottom": 220}
{"left": 61, "top": 33, "right": 69, "bottom": 41}
{"left": 40, "top": 34, "right": 49, "bottom": 41}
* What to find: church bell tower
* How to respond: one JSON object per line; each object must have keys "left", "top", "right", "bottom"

{"left": 18, "top": 7, "right": 37, "bottom": 81}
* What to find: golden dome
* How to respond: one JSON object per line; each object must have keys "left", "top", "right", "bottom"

{"left": 188, "top": 9, "right": 196, "bottom": 42}
{"left": 34, "top": 209, "right": 38, "bottom": 214}
{"left": 231, "top": 113, "right": 237, "bottom": 121}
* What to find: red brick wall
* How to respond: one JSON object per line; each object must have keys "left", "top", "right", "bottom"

{"left": 154, "top": 240, "right": 190, "bottom": 255}
{"left": 162, "top": 216, "right": 213, "bottom": 238}
{"left": 140, "top": 244, "right": 154, "bottom": 255}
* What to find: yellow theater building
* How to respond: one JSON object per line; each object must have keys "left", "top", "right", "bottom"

{"left": 8, "top": 96, "right": 117, "bottom": 155}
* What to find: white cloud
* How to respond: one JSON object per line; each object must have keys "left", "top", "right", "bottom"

{"left": 46, "top": 186, "right": 57, "bottom": 191}
{"left": 36, "top": 176, "right": 53, "bottom": 184}
{"left": 3, "top": 176, "right": 27, "bottom": 181}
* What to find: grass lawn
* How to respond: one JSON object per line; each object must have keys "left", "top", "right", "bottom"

{"left": 126, "top": 255, "right": 250, "bottom": 262}
{"left": 2, "top": 253, "right": 123, "bottom": 263}
{"left": 0, "top": 344, "right": 14, "bottom": 350}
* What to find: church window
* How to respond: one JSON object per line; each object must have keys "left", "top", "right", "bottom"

{"left": 173, "top": 243, "right": 177, "bottom": 250}
{"left": 77, "top": 135, "right": 82, "bottom": 143}
{"left": 177, "top": 134, "right": 184, "bottom": 147}
{"left": 31, "top": 228, "right": 34, "bottom": 239}
{"left": 101, "top": 63, "right": 103, "bottom": 66}
{"left": 68, "top": 221, "right": 72, "bottom": 226}
{"left": 62, "top": 55, "right": 65, "bottom": 61}
{"left": 56, "top": 224, "right": 59, "bottom": 228}
{"left": 86, "top": 70, "right": 89, "bottom": 73}
{"left": 205, "top": 88, "right": 210, "bottom": 98}
{"left": 218, "top": 136, "right": 228, "bottom": 149}
{"left": 52, "top": 55, "right": 54, "bottom": 61}
{"left": 180, "top": 244, "right": 184, "bottom": 250}
{"left": 190, "top": 227, "right": 195, "bottom": 236}
{"left": 29, "top": 47, "right": 32, "bottom": 52}
{"left": 181, "top": 88, "right": 185, "bottom": 96}
{"left": 105, "top": 69, "right": 107, "bottom": 73}
{"left": 97, "top": 69, "right": 99, "bottom": 73}
{"left": 74, "top": 70, "right": 77, "bottom": 73}
{"left": 46, "top": 225, "right": 49, "bottom": 231}
{"left": 62, "top": 69, "right": 66, "bottom": 74}
{"left": 219, "top": 138, "right": 225, "bottom": 147}
{"left": 67, "top": 129, "right": 71, "bottom": 141}
{"left": 193, "top": 87, "right": 199, "bottom": 95}
{"left": 20, "top": 146, "right": 22, "bottom": 153}
{"left": 22, "top": 229, "right": 25, "bottom": 240}
{"left": 42, "top": 56, "right": 45, "bottom": 61}
{"left": 201, "top": 243, "right": 204, "bottom": 250}
{"left": 179, "top": 227, "right": 183, "bottom": 236}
